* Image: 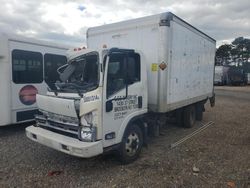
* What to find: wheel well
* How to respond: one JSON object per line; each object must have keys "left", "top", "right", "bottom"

{"left": 127, "top": 118, "right": 146, "bottom": 145}
{"left": 135, "top": 119, "right": 145, "bottom": 134}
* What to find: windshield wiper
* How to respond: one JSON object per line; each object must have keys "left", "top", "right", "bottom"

{"left": 47, "top": 83, "right": 59, "bottom": 96}
{"left": 55, "top": 83, "right": 83, "bottom": 97}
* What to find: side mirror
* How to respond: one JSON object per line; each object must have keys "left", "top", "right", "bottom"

{"left": 106, "top": 100, "right": 113, "bottom": 112}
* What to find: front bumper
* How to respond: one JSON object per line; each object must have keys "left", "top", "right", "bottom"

{"left": 26, "top": 126, "right": 103, "bottom": 158}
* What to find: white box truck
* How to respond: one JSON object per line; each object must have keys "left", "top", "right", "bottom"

{"left": 26, "top": 12, "right": 216, "bottom": 163}
{"left": 0, "top": 32, "right": 69, "bottom": 126}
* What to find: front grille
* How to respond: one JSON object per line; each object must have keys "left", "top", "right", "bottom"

{"left": 35, "top": 115, "right": 46, "bottom": 124}
{"left": 35, "top": 114, "right": 79, "bottom": 139}
{"left": 40, "top": 125, "right": 79, "bottom": 139}
{"left": 47, "top": 119, "right": 79, "bottom": 132}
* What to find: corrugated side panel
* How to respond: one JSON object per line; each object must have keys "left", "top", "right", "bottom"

{"left": 159, "top": 20, "right": 215, "bottom": 112}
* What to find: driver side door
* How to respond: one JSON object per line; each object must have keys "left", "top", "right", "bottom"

{"left": 102, "top": 51, "right": 143, "bottom": 148}
{"left": 102, "top": 52, "right": 127, "bottom": 147}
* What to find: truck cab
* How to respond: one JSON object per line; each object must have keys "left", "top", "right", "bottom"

{"left": 26, "top": 47, "right": 148, "bottom": 163}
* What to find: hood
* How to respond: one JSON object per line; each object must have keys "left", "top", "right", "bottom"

{"left": 36, "top": 94, "right": 77, "bottom": 118}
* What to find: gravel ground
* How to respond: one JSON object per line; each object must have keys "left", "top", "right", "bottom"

{"left": 0, "top": 87, "right": 250, "bottom": 188}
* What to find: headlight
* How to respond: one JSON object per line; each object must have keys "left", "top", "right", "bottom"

{"left": 78, "top": 126, "right": 97, "bottom": 142}
{"left": 79, "top": 110, "right": 98, "bottom": 141}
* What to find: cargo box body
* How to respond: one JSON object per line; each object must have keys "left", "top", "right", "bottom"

{"left": 87, "top": 12, "right": 216, "bottom": 113}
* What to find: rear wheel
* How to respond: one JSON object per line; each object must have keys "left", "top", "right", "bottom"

{"left": 119, "top": 124, "right": 143, "bottom": 164}
{"left": 195, "top": 103, "right": 204, "bottom": 121}
{"left": 183, "top": 105, "right": 196, "bottom": 128}
{"left": 176, "top": 108, "right": 184, "bottom": 127}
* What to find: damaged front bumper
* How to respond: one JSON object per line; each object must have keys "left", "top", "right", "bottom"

{"left": 26, "top": 126, "right": 103, "bottom": 158}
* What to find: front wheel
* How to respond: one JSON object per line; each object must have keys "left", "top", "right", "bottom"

{"left": 118, "top": 124, "right": 143, "bottom": 164}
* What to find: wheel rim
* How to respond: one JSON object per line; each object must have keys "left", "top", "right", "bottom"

{"left": 125, "top": 132, "right": 140, "bottom": 157}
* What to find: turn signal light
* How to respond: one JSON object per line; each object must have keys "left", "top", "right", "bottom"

{"left": 73, "top": 47, "right": 86, "bottom": 51}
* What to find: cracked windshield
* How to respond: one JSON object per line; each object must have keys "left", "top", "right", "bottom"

{"left": 56, "top": 52, "right": 99, "bottom": 92}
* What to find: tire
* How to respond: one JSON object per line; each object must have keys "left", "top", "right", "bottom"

{"left": 195, "top": 104, "right": 203, "bottom": 121}
{"left": 118, "top": 124, "right": 143, "bottom": 164}
{"left": 176, "top": 108, "right": 184, "bottom": 127}
{"left": 183, "top": 105, "right": 196, "bottom": 128}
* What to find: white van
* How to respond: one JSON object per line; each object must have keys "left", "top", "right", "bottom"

{"left": 0, "top": 33, "right": 69, "bottom": 126}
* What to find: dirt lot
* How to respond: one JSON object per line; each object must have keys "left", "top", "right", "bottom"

{"left": 215, "top": 85, "right": 250, "bottom": 93}
{"left": 0, "top": 86, "right": 250, "bottom": 188}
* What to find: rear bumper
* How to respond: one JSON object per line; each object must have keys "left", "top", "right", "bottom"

{"left": 26, "top": 126, "right": 103, "bottom": 158}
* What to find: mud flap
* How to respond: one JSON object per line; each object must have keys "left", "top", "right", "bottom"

{"left": 209, "top": 93, "right": 215, "bottom": 107}
{"left": 143, "top": 123, "right": 148, "bottom": 147}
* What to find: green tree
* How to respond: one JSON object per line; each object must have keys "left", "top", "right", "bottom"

{"left": 232, "top": 37, "right": 244, "bottom": 46}
{"left": 215, "top": 44, "right": 232, "bottom": 65}
{"left": 232, "top": 37, "right": 250, "bottom": 62}
{"left": 216, "top": 37, "right": 250, "bottom": 66}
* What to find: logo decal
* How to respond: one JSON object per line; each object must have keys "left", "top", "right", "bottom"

{"left": 83, "top": 95, "right": 100, "bottom": 103}
{"left": 19, "top": 85, "right": 38, "bottom": 105}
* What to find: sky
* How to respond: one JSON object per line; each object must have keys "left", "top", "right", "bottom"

{"left": 0, "top": 0, "right": 249, "bottom": 47}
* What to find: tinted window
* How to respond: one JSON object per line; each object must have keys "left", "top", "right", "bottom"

{"left": 107, "top": 53, "right": 126, "bottom": 98}
{"left": 44, "top": 53, "right": 67, "bottom": 88}
{"left": 12, "top": 50, "right": 43, "bottom": 84}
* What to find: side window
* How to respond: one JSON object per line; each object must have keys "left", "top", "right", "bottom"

{"left": 127, "top": 53, "right": 140, "bottom": 84}
{"left": 12, "top": 50, "right": 43, "bottom": 84}
{"left": 44, "top": 53, "right": 67, "bottom": 87}
{"left": 107, "top": 53, "right": 126, "bottom": 98}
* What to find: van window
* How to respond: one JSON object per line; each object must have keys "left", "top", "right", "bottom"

{"left": 44, "top": 53, "right": 67, "bottom": 88}
{"left": 12, "top": 50, "right": 43, "bottom": 84}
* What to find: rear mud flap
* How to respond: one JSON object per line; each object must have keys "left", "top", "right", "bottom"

{"left": 209, "top": 93, "right": 215, "bottom": 107}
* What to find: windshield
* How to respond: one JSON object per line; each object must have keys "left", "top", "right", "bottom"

{"left": 55, "top": 52, "right": 99, "bottom": 94}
